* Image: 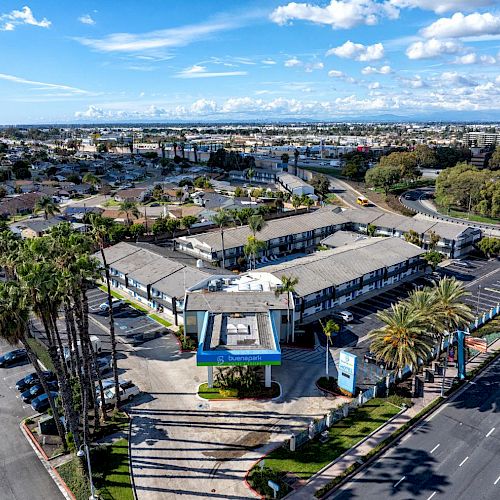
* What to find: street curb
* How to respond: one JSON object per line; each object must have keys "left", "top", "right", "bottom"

{"left": 317, "top": 349, "right": 500, "bottom": 499}
{"left": 20, "top": 420, "right": 76, "bottom": 500}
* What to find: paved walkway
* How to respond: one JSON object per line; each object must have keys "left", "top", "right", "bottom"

{"left": 286, "top": 339, "right": 500, "bottom": 499}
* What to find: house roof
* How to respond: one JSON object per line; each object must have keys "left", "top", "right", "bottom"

{"left": 94, "top": 241, "right": 141, "bottom": 265}
{"left": 184, "top": 291, "right": 286, "bottom": 313}
{"left": 321, "top": 230, "right": 366, "bottom": 247}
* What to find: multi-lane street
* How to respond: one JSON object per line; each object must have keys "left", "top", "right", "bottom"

{"left": 328, "top": 355, "right": 500, "bottom": 500}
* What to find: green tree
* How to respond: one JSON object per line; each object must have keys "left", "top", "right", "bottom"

{"left": 310, "top": 173, "right": 330, "bottom": 197}
{"left": 35, "top": 195, "right": 60, "bottom": 220}
{"left": 301, "top": 195, "right": 314, "bottom": 211}
{"left": 181, "top": 215, "right": 198, "bottom": 235}
{"left": 274, "top": 275, "right": 299, "bottom": 343}
{"left": 489, "top": 146, "right": 500, "bottom": 170}
{"left": 210, "top": 209, "right": 232, "bottom": 269}
{"left": 118, "top": 200, "right": 140, "bottom": 226}
{"left": 291, "top": 195, "right": 302, "bottom": 212}
{"left": 367, "top": 223, "right": 377, "bottom": 237}
{"left": 477, "top": 237, "right": 500, "bottom": 257}
{"left": 12, "top": 159, "right": 31, "bottom": 179}
{"left": 129, "top": 223, "right": 145, "bottom": 241}
{"left": 404, "top": 229, "right": 422, "bottom": 247}
{"left": 413, "top": 145, "right": 436, "bottom": 169}
{"left": 342, "top": 151, "right": 368, "bottom": 180}
{"left": 248, "top": 214, "right": 267, "bottom": 237}
{"left": 244, "top": 235, "right": 266, "bottom": 270}
{"left": 281, "top": 153, "right": 289, "bottom": 164}
{"left": 369, "top": 303, "right": 434, "bottom": 372}
{"left": 320, "top": 319, "right": 339, "bottom": 378}
{"left": 423, "top": 250, "right": 443, "bottom": 271}
{"left": 82, "top": 173, "right": 100, "bottom": 193}
{"left": 365, "top": 164, "right": 401, "bottom": 195}
{"left": 152, "top": 184, "right": 164, "bottom": 201}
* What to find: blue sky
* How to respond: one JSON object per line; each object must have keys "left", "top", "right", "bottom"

{"left": 1, "top": 0, "right": 500, "bottom": 123}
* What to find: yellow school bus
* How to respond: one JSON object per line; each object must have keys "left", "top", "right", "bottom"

{"left": 356, "top": 196, "right": 369, "bottom": 206}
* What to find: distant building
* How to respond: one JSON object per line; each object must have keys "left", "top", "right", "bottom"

{"left": 276, "top": 172, "right": 315, "bottom": 197}
{"left": 465, "top": 132, "right": 498, "bottom": 147}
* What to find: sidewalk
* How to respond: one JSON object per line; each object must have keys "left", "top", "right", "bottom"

{"left": 286, "top": 339, "right": 500, "bottom": 499}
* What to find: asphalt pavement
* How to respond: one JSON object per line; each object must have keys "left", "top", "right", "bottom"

{"left": 0, "top": 339, "right": 63, "bottom": 499}
{"left": 328, "top": 354, "right": 500, "bottom": 500}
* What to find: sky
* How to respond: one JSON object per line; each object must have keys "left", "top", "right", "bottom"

{"left": 0, "top": 0, "right": 500, "bottom": 124}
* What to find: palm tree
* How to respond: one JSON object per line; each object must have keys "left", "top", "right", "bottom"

{"left": 0, "top": 281, "right": 67, "bottom": 444}
{"left": 82, "top": 173, "right": 100, "bottom": 193}
{"left": 210, "top": 209, "right": 232, "bottom": 269}
{"left": 431, "top": 276, "right": 474, "bottom": 359}
{"left": 118, "top": 200, "right": 140, "bottom": 226}
{"left": 301, "top": 196, "right": 314, "bottom": 212}
{"left": 248, "top": 214, "right": 267, "bottom": 237}
{"left": 0, "top": 230, "right": 21, "bottom": 279}
{"left": 244, "top": 236, "right": 266, "bottom": 270}
{"left": 320, "top": 319, "right": 339, "bottom": 378}
{"left": 275, "top": 275, "right": 299, "bottom": 343}
{"left": 369, "top": 303, "right": 434, "bottom": 373}
{"left": 35, "top": 195, "right": 60, "bottom": 220}
{"left": 87, "top": 214, "right": 121, "bottom": 410}
{"left": 246, "top": 167, "right": 255, "bottom": 187}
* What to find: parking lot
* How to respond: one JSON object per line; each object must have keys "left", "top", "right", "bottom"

{"left": 0, "top": 338, "right": 63, "bottom": 499}
{"left": 87, "top": 288, "right": 168, "bottom": 345}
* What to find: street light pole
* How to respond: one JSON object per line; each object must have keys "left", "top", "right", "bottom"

{"left": 476, "top": 285, "right": 481, "bottom": 316}
{"left": 78, "top": 444, "right": 98, "bottom": 500}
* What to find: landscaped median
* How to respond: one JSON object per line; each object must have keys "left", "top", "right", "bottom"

{"left": 198, "top": 382, "right": 280, "bottom": 400}
{"left": 246, "top": 397, "right": 403, "bottom": 499}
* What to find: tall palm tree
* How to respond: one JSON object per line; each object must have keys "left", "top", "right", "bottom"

{"left": 248, "top": 214, "right": 267, "bottom": 238}
{"left": 244, "top": 236, "right": 266, "bottom": 270}
{"left": 118, "top": 200, "right": 140, "bottom": 226}
{"left": 320, "top": 319, "right": 339, "bottom": 378}
{"left": 210, "top": 209, "right": 232, "bottom": 269}
{"left": 432, "top": 276, "right": 474, "bottom": 359}
{"left": 405, "top": 288, "right": 441, "bottom": 345}
{"left": 369, "top": 302, "right": 434, "bottom": 372}
{"left": 275, "top": 275, "right": 299, "bottom": 343}
{"left": 0, "top": 229, "right": 21, "bottom": 279}
{"left": 35, "top": 195, "right": 60, "bottom": 220}
{"left": 0, "top": 281, "right": 67, "bottom": 444}
{"left": 87, "top": 214, "right": 121, "bottom": 409}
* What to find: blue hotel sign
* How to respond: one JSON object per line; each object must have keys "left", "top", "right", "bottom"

{"left": 197, "top": 350, "right": 281, "bottom": 367}
{"left": 338, "top": 351, "right": 357, "bottom": 395}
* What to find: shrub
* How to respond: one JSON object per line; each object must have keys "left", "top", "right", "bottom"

{"left": 219, "top": 388, "right": 239, "bottom": 398}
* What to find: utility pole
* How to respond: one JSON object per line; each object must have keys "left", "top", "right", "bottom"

{"left": 476, "top": 285, "right": 481, "bottom": 316}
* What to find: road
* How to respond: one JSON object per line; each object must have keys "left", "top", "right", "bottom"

{"left": 0, "top": 339, "right": 63, "bottom": 500}
{"left": 400, "top": 188, "right": 500, "bottom": 232}
{"left": 328, "top": 354, "right": 500, "bottom": 500}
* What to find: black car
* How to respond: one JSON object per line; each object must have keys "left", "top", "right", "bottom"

{"left": 16, "top": 371, "right": 55, "bottom": 392}
{"left": 0, "top": 349, "right": 28, "bottom": 368}
{"left": 21, "top": 381, "right": 58, "bottom": 403}
{"left": 31, "top": 391, "right": 59, "bottom": 413}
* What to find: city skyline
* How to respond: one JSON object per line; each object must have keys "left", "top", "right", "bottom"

{"left": 1, "top": 0, "right": 500, "bottom": 123}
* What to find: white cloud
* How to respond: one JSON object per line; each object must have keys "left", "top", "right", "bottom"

{"left": 0, "top": 6, "right": 51, "bottom": 31}
{"left": 405, "top": 75, "right": 426, "bottom": 88}
{"left": 75, "top": 16, "right": 251, "bottom": 54}
{"left": 190, "top": 98, "right": 217, "bottom": 114}
{"left": 0, "top": 72, "right": 90, "bottom": 94}
{"left": 304, "top": 61, "right": 324, "bottom": 72}
{"left": 406, "top": 38, "right": 463, "bottom": 59}
{"left": 389, "top": 1, "right": 495, "bottom": 14}
{"left": 270, "top": 1, "right": 399, "bottom": 30}
{"left": 327, "top": 41, "right": 384, "bottom": 61}
{"left": 422, "top": 12, "right": 500, "bottom": 39}
{"left": 78, "top": 14, "right": 95, "bottom": 26}
{"left": 284, "top": 57, "right": 302, "bottom": 67}
{"left": 440, "top": 71, "right": 477, "bottom": 87}
{"left": 368, "top": 82, "right": 381, "bottom": 89}
{"left": 262, "top": 59, "right": 277, "bottom": 65}
{"left": 362, "top": 64, "right": 391, "bottom": 74}
{"left": 175, "top": 64, "right": 247, "bottom": 78}
{"left": 328, "top": 70, "right": 345, "bottom": 77}
{"left": 454, "top": 53, "right": 497, "bottom": 64}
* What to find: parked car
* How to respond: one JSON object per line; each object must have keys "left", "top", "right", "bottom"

{"left": 16, "top": 371, "right": 55, "bottom": 391}
{"left": 96, "top": 356, "right": 112, "bottom": 375}
{"left": 0, "top": 349, "right": 28, "bottom": 368}
{"left": 454, "top": 259, "right": 472, "bottom": 268}
{"left": 31, "top": 391, "right": 59, "bottom": 413}
{"left": 92, "top": 299, "right": 125, "bottom": 314}
{"left": 97, "top": 381, "right": 140, "bottom": 407}
{"left": 338, "top": 310, "right": 354, "bottom": 323}
{"left": 21, "top": 381, "right": 58, "bottom": 403}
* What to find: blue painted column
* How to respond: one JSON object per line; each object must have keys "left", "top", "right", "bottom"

{"left": 457, "top": 330, "right": 466, "bottom": 380}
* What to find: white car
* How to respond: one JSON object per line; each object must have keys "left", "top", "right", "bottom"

{"left": 338, "top": 310, "right": 354, "bottom": 323}
{"left": 97, "top": 381, "right": 140, "bottom": 407}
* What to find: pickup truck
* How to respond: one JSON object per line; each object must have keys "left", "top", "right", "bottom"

{"left": 97, "top": 381, "right": 140, "bottom": 407}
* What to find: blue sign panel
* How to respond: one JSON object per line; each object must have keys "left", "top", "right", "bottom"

{"left": 197, "top": 349, "right": 281, "bottom": 366}
{"left": 337, "top": 350, "right": 357, "bottom": 395}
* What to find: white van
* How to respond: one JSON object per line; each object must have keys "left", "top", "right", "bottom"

{"left": 338, "top": 310, "right": 354, "bottom": 323}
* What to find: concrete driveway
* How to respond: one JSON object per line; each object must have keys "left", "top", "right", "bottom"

{"left": 124, "top": 335, "right": 347, "bottom": 499}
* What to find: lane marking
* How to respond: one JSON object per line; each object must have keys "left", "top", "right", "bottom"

{"left": 459, "top": 456, "right": 469, "bottom": 467}
{"left": 486, "top": 427, "right": 495, "bottom": 437}
{"left": 494, "top": 475, "right": 500, "bottom": 485}
{"left": 427, "top": 492, "right": 437, "bottom": 500}
{"left": 430, "top": 444, "right": 440, "bottom": 453}
{"left": 394, "top": 476, "right": 406, "bottom": 488}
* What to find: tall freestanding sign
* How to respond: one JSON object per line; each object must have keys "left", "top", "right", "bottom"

{"left": 338, "top": 350, "right": 357, "bottom": 395}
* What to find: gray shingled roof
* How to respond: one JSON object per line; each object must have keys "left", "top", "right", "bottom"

{"left": 261, "top": 237, "right": 424, "bottom": 297}
{"left": 185, "top": 291, "right": 286, "bottom": 312}
{"left": 152, "top": 266, "right": 211, "bottom": 298}
{"left": 94, "top": 241, "right": 141, "bottom": 265}
{"left": 321, "top": 231, "right": 366, "bottom": 247}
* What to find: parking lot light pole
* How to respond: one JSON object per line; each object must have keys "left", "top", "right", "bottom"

{"left": 77, "top": 444, "right": 98, "bottom": 500}
{"left": 476, "top": 285, "right": 481, "bottom": 316}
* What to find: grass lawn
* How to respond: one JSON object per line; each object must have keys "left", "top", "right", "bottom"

{"left": 102, "top": 199, "right": 121, "bottom": 207}
{"left": 302, "top": 166, "right": 344, "bottom": 177}
{"left": 256, "top": 398, "right": 400, "bottom": 480}
{"left": 438, "top": 207, "right": 500, "bottom": 225}
{"left": 58, "top": 438, "right": 133, "bottom": 500}
{"left": 148, "top": 313, "right": 172, "bottom": 328}
{"left": 98, "top": 285, "right": 124, "bottom": 300}
{"left": 26, "top": 337, "right": 54, "bottom": 371}
{"left": 198, "top": 382, "right": 280, "bottom": 400}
